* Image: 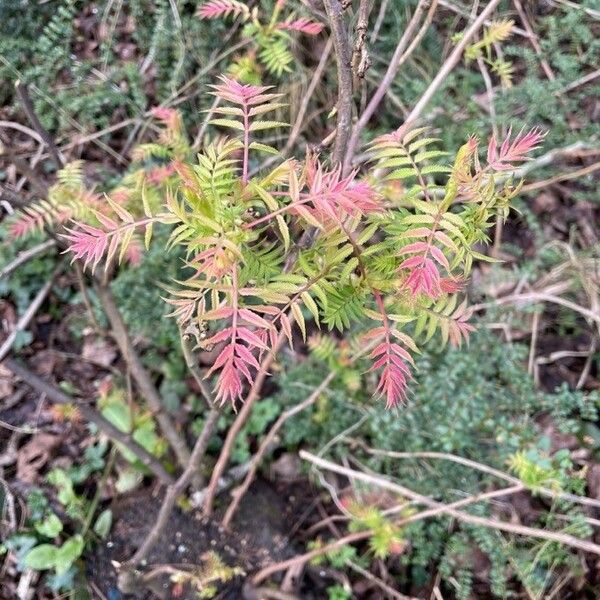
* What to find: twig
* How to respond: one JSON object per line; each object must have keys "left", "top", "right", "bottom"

{"left": 180, "top": 332, "right": 215, "bottom": 408}
{"left": 323, "top": 0, "right": 354, "bottom": 168}
{"left": 221, "top": 372, "right": 336, "bottom": 528}
{"left": 252, "top": 530, "right": 373, "bottom": 586}
{"left": 180, "top": 331, "right": 220, "bottom": 488}
{"left": 0, "top": 239, "right": 56, "bottom": 280}
{"left": 300, "top": 451, "right": 600, "bottom": 555}
{"left": 346, "top": 560, "right": 418, "bottom": 600}
{"left": 202, "top": 331, "right": 287, "bottom": 516}
{"left": 560, "top": 68, "right": 600, "bottom": 94}
{"left": 73, "top": 261, "right": 105, "bottom": 335}
{"left": 14, "top": 81, "right": 65, "bottom": 169}
{"left": 120, "top": 406, "right": 221, "bottom": 572}
{"left": 400, "top": 0, "right": 503, "bottom": 132}
{"left": 344, "top": 0, "right": 437, "bottom": 170}
{"left": 369, "top": 0, "right": 389, "bottom": 44}
{"left": 521, "top": 161, "right": 600, "bottom": 193}
{"left": 470, "top": 291, "right": 600, "bottom": 328}
{"left": 2, "top": 357, "right": 173, "bottom": 484}
{"left": 351, "top": 0, "right": 373, "bottom": 81}
{"left": 0, "top": 267, "right": 60, "bottom": 362}
{"left": 252, "top": 482, "right": 521, "bottom": 586}
{"left": 512, "top": 0, "right": 555, "bottom": 82}
{"left": 95, "top": 283, "right": 191, "bottom": 470}
{"left": 436, "top": 0, "right": 529, "bottom": 37}
{"left": 0, "top": 132, "right": 48, "bottom": 197}
{"left": 257, "top": 37, "right": 334, "bottom": 175}
{"left": 192, "top": 96, "right": 220, "bottom": 151}
{"left": 354, "top": 446, "right": 600, "bottom": 510}
{"left": 548, "top": 0, "right": 600, "bottom": 19}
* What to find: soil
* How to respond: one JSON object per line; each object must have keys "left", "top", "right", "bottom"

{"left": 87, "top": 478, "right": 319, "bottom": 599}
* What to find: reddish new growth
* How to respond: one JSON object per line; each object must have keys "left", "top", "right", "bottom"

{"left": 202, "top": 270, "right": 275, "bottom": 405}
{"left": 302, "top": 157, "right": 381, "bottom": 222}
{"left": 198, "top": 0, "right": 248, "bottom": 19}
{"left": 487, "top": 127, "right": 545, "bottom": 171}
{"left": 278, "top": 18, "right": 324, "bottom": 35}
{"left": 365, "top": 293, "right": 416, "bottom": 409}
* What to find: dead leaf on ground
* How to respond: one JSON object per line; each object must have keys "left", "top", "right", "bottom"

{"left": 82, "top": 337, "right": 117, "bottom": 367}
{"left": 0, "top": 363, "right": 14, "bottom": 399}
{"left": 16, "top": 433, "right": 62, "bottom": 484}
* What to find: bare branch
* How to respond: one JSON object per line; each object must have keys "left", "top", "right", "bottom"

{"left": 323, "top": 0, "right": 354, "bottom": 167}
{"left": 0, "top": 239, "right": 56, "bottom": 280}
{"left": 344, "top": 0, "right": 437, "bottom": 169}
{"left": 300, "top": 451, "right": 600, "bottom": 555}
{"left": 401, "top": 0, "right": 504, "bottom": 132}
{"left": 221, "top": 372, "right": 336, "bottom": 528}
{"left": 95, "top": 283, "right": 192, "bottom": 470}
{"left": 352, "top": 0, "right": 373, "bottom": 81}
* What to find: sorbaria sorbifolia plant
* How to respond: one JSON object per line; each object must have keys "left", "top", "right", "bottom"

{"left": 62, "top": 76, "right": 543, "bottom": 408}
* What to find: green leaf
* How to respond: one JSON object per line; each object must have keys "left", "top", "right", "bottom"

{"left": 291, "top": 302, "right": 306, "bottom": 341}
{"left": 209, "top": 118, "right": 244, "bottom": 131}
{"left": 100, "top": 399, "right": 132, "bottom": 434}
{"left": 54, "top": 535, "right": 84, "bottom": 575}
{"left": 47, "top": 469, "right": 77, "bottom": 507}
{"left": 115, "top": 467, "right": 143, "bottom": 493}
{"left": 35, "top": 513, "right": 63, "bottom": 538}
{"left": 249, "top": 121, "right": 289, "bottom": 132}
{"left": 301, "top": 292, "right": 320, "bottom": 326}
{"left": 93, "top": 509, "right": 113, "bottom": 540}
{"left": 249, "top": 142, "right": 278, "bottom": 155}
{"left": 144, "top": 222, "right": 153, "bottom": 250}
{"left": 24, "top": 544, "right": 58, "bottom": 571}
{"left": 276, "top": 215, "right": 290, "bottom": 252}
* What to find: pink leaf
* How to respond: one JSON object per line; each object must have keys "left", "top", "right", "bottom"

{"left": 238, "top": 308, "right": 273, "bottom": 330}
{"left": 488, "top": 127, "right": 545, "bottom": 171}
{"left": 364, "top": 329, "right": 414, "bottom": 409}
{"left": 278, "top": 18, "right": 324, "bottom": 35}
{"left": 398, "top": 241, "right": 430, "bottom": 256}
{"left": 236, "top": 327, "right": 269, "bottom": 350}
{"left": 402, "top": 258, "right": 441, "bottom": 298}
{"left": 429, "top": 245, "right": 449, "bottom": 270}
{"left": 198, "top": 0, "right": 248, "bottom": 20}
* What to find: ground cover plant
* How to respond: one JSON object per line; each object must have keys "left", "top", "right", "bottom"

{"left": 1, "top": 1, "right": 599, "bottom": 599}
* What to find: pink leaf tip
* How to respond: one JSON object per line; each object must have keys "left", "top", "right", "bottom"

{"left": 368, "top": 339, "right": 413, "bottom": 409}
{"left": 198, "top": 0, "right": 248, "bottom": 20}
{"left": 487, "top": 127, "right": 545, "bottom": 171}
{"left": 278, "top": 18, "right": 324, "bottom": 35}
